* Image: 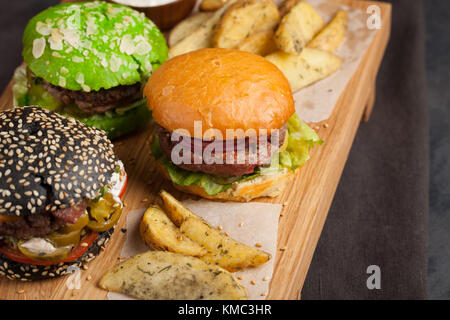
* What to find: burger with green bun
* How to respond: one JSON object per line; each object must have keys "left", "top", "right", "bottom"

{"left": 13, "top": 1, "right": 168, "bottom": 139}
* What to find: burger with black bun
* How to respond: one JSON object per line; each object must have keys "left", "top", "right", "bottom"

{"left": 13, "top": 1, "right": 168, "bottom": 139}
{"left": 0, "top": 106, "right": 127, "bottom": 281}
{"left": 145, "top": 48, "right": 322, "bottom": 202}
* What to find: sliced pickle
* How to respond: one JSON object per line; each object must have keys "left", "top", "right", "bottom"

{"left": 59, "top": 212, "right": 89, "bottom": 233}
{"left": 18, "top": 239, "right": 72, "bottom": 262}
{"left": 47, "top": 229, "right": 81, "bottom": 247}
{"left": 87, "top": 207, "right": 122, "bottom": 232}
{"left": 89, "top": 193, "right": 119, "bottom": 222}
{"left": 87, "top": 193, "right": 123, "bottom": 232}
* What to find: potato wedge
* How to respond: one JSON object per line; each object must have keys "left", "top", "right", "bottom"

{"left": 160, "top": 190, "right": 271, "bottom": 272}
{"left": 169, "top": 0, "right": 237, "bottom": 57}
{"left": 237, "top": 30, "right": 278, "bottom": 56}
{"left": 168, "top": 12, "right": 214, "bottom": 47}
{"left": 140, "top": 205, "right": 207, "bottom": 256}
{"left": 160, "top": 190, "right": 196, "bottom": 226}
{"left": 278, "top": 0, "right": 299, "bottom": 17}
{"left": 213, "top": 0, "right": 280, "bottom": 49}
{"left": 200, "top": 0, "right": 226, "bottom": 11}
{"left": 275, "top": 1, "right": 324, "bottom": 54}
{"left": 180, "top": 217, "right": 271, "bottom": 272}
{"left": 308, "top": 10, "right": 348, "bottom": 52}
{"left": 99, "top": 251, "right": 247, "bottom": 300}
{"left": 265, "top": 48, "right": 342, "bottom": 91}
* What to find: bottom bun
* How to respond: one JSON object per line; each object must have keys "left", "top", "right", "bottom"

{"left": 0, "top": 228, "right": 113, "bottom": 282}
{"left": 155, "top": 161, "right": 296, "bottom": 202}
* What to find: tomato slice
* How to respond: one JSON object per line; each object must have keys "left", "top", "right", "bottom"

{"left": 118, "top": 172, "right": 127, "bottom": 199}
{"left": 0, "top": 232, "right": 98, "bottom": 266}
{"left": 0, "top": 171, "right": 127, "bottom": 266}
{"left": 63, "top": 232, "right": 98, "bottom": 263}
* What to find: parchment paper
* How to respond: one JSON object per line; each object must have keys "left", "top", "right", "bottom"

{"left": 288, "top": 0, "right": 377, "bottom": 122}
{"left": 108, "top": 201, "right": 282, "bottom": 300}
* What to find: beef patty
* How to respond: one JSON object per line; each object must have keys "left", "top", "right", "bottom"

{"left": 0, "top": 201, "right": 87, "bottom": 239}
{"left": 0, "top": 213, "right": 65, "bottom": 239}
{"left": 157, "top": 125, "right": 286, "bottom": 176}
{"left": 40, "top": 77, "right": 141, "bottom": 114}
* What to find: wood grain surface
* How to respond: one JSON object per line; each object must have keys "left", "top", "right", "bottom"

{"left": 0, "top": 0, "right": 391, "bottom": 300}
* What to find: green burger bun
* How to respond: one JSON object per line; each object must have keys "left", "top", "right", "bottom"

{"left": 16, "top": 1, "right": 168, "bottom": 138}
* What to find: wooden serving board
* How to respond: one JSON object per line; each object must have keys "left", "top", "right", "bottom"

{"left": 0, "top": 0, "right": 391, "bottom": 300}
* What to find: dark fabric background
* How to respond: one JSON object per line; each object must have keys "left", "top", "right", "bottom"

{"left": 302, "top": 0, "right": 429, "bottom": 299}
{"left": 0, "top": 0, "right": 59, "bottom": 90}
{"left": 426, "top": 0, "right": 450, "bottom": 300}
{"left": 0, "top": 1, "right": 433, "bottom": 299}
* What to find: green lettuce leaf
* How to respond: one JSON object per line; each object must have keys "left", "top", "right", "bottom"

{"left": 151, "top": 114, "right": 322, "bottom": 196}
{"left": 12, "top": 65, "right": 30, "bottom": 107}
{"left": 151, "top": 137, "right": 232, "bottom": 196}
{"left": 279, "top": 113, "right": 323, "bottom": 170}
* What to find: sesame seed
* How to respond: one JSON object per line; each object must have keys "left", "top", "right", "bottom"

{"left": 255, "top": 243, "right": 262, "bottom": 248}
{"left": 250, "top": 280, "right": 256, "bottom": 285}
{"left": 0, "top": 107, "right": 120, "bottom": 216}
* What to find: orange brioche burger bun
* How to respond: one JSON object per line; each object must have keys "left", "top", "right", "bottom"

{"left": 144, "top": 48, "right": 294, "bottom": 138}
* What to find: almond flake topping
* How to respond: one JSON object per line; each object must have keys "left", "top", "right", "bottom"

{"left": 135, "top": 40, "right": 152, "bottom": 55}
{"left": 119, "top": 34, "right": 135, "bottom": 55}
{"left": 75, "top": 72, "right": 85, "bottom": 85}
{"left": 58, "top": 76, "right": 66, "bottom": 87}
{"left": 36, "top": 21, "right": 52, "bottom": 36}
{"left": 86, "top": 18, "right": 98, "bottom": 36}
{"left": 61, "top": 29, "right": 80, "bottom": 48}
{"left": 32, "top": 38, "right": 46, "bottom": 59}
{"left": 110, "top": 55, "right": 122, "bottom": 72}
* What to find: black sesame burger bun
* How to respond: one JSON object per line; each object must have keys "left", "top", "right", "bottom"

{"left": 0, "top": 228, "right": 113, "bottom": 281}
{"left": 0, "top": 106, "right": 121, "bottom": 217}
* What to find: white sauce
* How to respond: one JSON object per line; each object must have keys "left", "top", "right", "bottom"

{"left": 112, "top": 0, "right": 178, "bottom": 7}
{"left": 109, "top": 161, "right": 126, "bottom": 202}
{"left": 20, "top": 238, "right": 58, "bottom": 255}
